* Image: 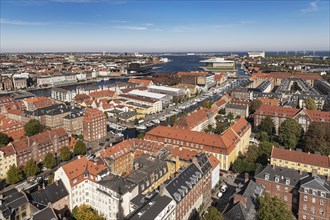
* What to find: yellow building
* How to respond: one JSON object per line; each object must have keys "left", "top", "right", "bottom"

{"left": 145, "top": 117, "right": 251, "bottom": 171}
{"left": 270, "top": 147, "right": 330, "bottom": 176}
{"left": 0, "top": 145, "right": 17, "bottom": 179}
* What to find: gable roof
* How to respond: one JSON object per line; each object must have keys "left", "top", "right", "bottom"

{"left": 30, "top": 180, "right": 68, "bottom": 205}
{"left": 271, "top": 147, "right": 330, "bottom": 169}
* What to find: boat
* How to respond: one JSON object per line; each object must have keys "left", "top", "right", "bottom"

{"left": 146, "top": 122, "right": 154, "bottom": 127}
{"left": 159, "top": 117, "right": 166, "bottom": 122}
{"left": 107, "top": 122, "right": 127, "bottom": 131}
{"left": 136, "top": 125, "right": 147, "bottom": 131}
{"left": 152, "top": 119, "right": 160, "bottom": 124}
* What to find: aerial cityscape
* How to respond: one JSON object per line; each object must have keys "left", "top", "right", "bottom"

{"left": 0, "top": 0, "right": 330, "bottom": 220}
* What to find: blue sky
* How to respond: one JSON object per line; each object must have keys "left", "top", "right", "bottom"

{"left": 1, "top": 0, "right": 329, "bottom": 52}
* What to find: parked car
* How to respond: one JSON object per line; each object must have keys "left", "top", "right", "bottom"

{"left": 217, "top": 192, "right": 223, "bottom": 198}
{"left": 220, "top": 184, "right": 228, "bottom": 193}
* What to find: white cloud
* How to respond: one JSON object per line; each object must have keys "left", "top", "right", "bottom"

{"left": 301, "top": 0, "right": 319, "bottom": 13}
{"left": 114, "top": 25, "right": 148, "bottom": 30}
{"left": 0, "top": 18, "right": 47, "bottom": 26}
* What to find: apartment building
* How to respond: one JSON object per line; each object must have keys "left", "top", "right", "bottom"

{"left": 51, "top": 87, "right": 76, "bottom": 102}
{"left": 271, "top": 148, "right": 330, "bottom": 177}
{"left": 100, "top": 140, "right": 134, "bottom": 176}
{"left": 0, "top": 145, "right": 16, "bottom": 179}
{"left": 63, "top": 112, "right": 83, "bottom": 135}
{"left": 0, "top": 115, "right": 25, "bottom": 140}
{"left": 54, "top": 156, "right": 139, "bottom": 219}
{"left": 164, "top": 163, "right": 204, "bottom": 220}
{"left": 119, "top": 94, "right": 162, "bottom": 114}
{"left": 126, "top": 154, "right": 171, "bottom": 194}
{"left": 254, "top": 106, "right": 330, "bottom": 133}
{"left": 83, "top": 108, "right": 107, "bottom": 142}
{"left": 255, "top": 165, "right": 308, "bottom": 214}
{"left": 174, "top": 107, "right": 216, "bottom": 132}
{"left": 225, "top": 100, "right": 249, "bottom": 118}
{"left": 9, "top": 127, "right": 69, "bottom": 167}
{"left": 145, "top": 117, "right": 251, "bottom": 171}
{"left": 298, "top": 175, "right": 330, "bottom": 220}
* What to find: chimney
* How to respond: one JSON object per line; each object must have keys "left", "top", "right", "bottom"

{"left": 159, "top": 184, "right": 166, "bottom": 196}
{"left": 272, "top": 164, "right": 276, "bottom": 170}
{"left": 55, "top": 180, "right": 59, "bottom": 186}
{"left": 244, "top": 172, "right": 249, "bottom": 183}
{"left": 312, "top": 169, "right": 317, "bottom": 177}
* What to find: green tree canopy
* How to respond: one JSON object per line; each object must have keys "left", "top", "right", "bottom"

{"left": 227, "top": 112, "right": 234, "bottom": 122}
{"left": 60, "top": 146, "right": 71, "bottom": 161}
{"left": 74, "top": 140, "right": 87, "bottom": 156}
{"left": 304, "top": 97, "right": 317, "bottom": 110}
{"left": 258, "top": 116, "right": 275, "bottom": 136}
{"left": 73, "top": 204, "right": 105, "bottom": 220}
{"left": 6, "top": 165, "right": 23, "bottom": 184}
{"left": 249, "top": 99, "right": 263, "bottom": 114}
{"left": 23, "top": 159, "right": 40, "bottom": 177}
{"left": 24, "top": 119, "right": 45, "bottom": 137}
{"left": 43, "top": 152, "right": 57, "bottom": 169}
{"left": 278, "top": 119, "right": 303, "bottom": 149}
{"left": 0, "top": 132, "right": 12, "bottom": 146}
{"left": 303, "top": 122, "right": 330, "bottom": 155}
{"left": 232, "top": 145, "right": 260, "bottom": 174}
{"left": 258, "top": 193, "right": 294, "bottom": 220}
{"left": 202, "top": 206, "right": 224, "bottom": 220}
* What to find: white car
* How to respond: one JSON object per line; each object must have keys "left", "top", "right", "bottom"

{"left": 220, "top": 184, "right": 228, "bottom": 193}
{"left": 217, "top": 192, "right": 223, "bottom": 198}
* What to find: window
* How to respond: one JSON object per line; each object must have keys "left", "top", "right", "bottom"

{"left": 312, "top": 197, "right": 316, "bottom": 204}
{"left": 303, "top": 204, "right": 307, "bottom": 210}
{"left": 319, "top": 208, "right": 324, "bottom": 215}
{"left": 276, "top": 185, "right": 280, "bottom": 191}
{"left": 302, "top": 215, "right": 306, "bottom": 220}
{"left": 304, "top": 196, "right": 308, "bottom": 201}
{"left": 311, "top": 206, "right": 315, "bottom": 214}
{"left": 320, "top": 200, "right": 324, "bottom": 205}
{"left": 285, "top": 187, "right": 289, "bottom": 192}
{"left": 284, "top": 195, "right": 288, "bottom": 201}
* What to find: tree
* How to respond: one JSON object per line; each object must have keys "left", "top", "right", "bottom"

{"left": 202, "top": 101, "right": 213, "bottom": 109}
{"left": 202, "top": 206, "right": 224, "bottom": 220}
{"left": 73, "top": 204, "right": 105, "bottom": 220}
{"left": 304, "top": 97, "right": 317, "bottom": 110}
{"left": 303, "top": 122, "right": 330, "bottom": 155}
{"left": 23, "top": 159, "right": 40, "bottom": 177}
{"left": 43, "top": 152, "right": 56, "bottom": 169}
{"left": 278, "top": 119, "right": 303, "bottom": 149}
{"left": 6, "top": 165, "right": 23, "bottom": 184}
{"left": 258, "top": 116, "right": 275, "bottom": 136}
{"left": 60, "top": 146, "right": 71, "bottom": 161}
{"left": 249, "top": 99, "right": 262, "bottom": 114}
{"left": 0, "top": 132, "right": 12, "bottom": 146}
{"left": 137, "top": 133, "right": 145, "bottom": 139}
{"left": 133, "top": 118, "right": 139, "bottom": 125}
{"left": 232, "top": 145, "right": 260, "bottom": 174}
{"left": 258, "top": 193, "right": 294, "bottom": 220}
{"left": 24, "top": 119, "right": 45, "bottom": 137}
{"left": 227, "top": 112, "right": 234, "bottom": 122}
{"left": 74, "top": 140, "right": 87, "bottom": 155}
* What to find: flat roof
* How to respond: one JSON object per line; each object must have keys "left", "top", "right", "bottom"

{"left": 128, "top": 89, "right": 166, "bottom": 99}
{"left": 200, "top": 57, "right": 234, "bottom": 63}
{"left": 148, "top": 85, "right": 182, "bottom": 93}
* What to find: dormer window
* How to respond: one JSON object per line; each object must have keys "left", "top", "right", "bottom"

{"left": 320, "top": 192, "right": 326, "bottom": 197}
{"left": 265, "top": 173, "right": 270, "bottom": 180}
{"left": 275, "top": 176, "right": 279, "bottom": 183}
{"left": 285, "top": 179, "right": 290, "bottom": 185}
{"left": 304, "top": 188, "right": 309, "bottom": 193}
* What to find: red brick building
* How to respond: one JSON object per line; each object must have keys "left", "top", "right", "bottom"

{"left": 254, "top": 106, "right": 330, "bottom": 133}
{"left": 255, "top": 165, "right": 308, "bottom": 214}
{"left": 298, "top": 175, "right": 330, "bottom": 220}
{"left": 100, "top": 140, "right": 134, "bottom": 176}
{"left": 83, "top": 108, "right": 107, "bottom": 142}
{"left": 9, "top": 127, "right": 69, "bottom": 167}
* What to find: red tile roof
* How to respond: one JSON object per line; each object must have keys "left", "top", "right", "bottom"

{"left": 128, "top": 78, "right": 153, "bottom": 87}
{"left": 169, "top": 147, "right": 199, "bottom": 161}
{"left": 208, "top": 154, "right": 220, "bottom": 170}
{"left": 61, "top": 156, "right": 107, "bottom": 187}
{"left": 90, "top": 90, "right": 116, "bottom": 99}
{"left": 174, "top": 107, "right": 216, "bottom": 130}
{"left": 0, "top": 145, "right": 15, "bottom": 156}
{"left": 271, "top": 147, "right": 330, "bottom": 169}
{"left": 258, "top": 98, "right": 279, "bottom": 106}
{"left": 254, "top": 105, "right": 300, "bottom": 118}
{"left": 100, "top": 140, "right": 133, "bottom": 160}
{"left": 177, "top": 71, "right": 208, "bottom": 77}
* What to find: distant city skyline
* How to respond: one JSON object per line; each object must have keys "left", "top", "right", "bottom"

{"left": 1, "top": 0, "right": 329, "bottom": 52}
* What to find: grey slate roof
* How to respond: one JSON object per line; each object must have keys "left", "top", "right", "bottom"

{"left": 255, "top": 165, "right": 308, "bottom": 187}
{"left": 129, "top": 193, "right": 173, "bottom": 220}
{"left": 30, "top": 180, "right": 68, "bottom": 205}
{"left": 165, "top": 163, "right": 203, "bottom": 203}
{"left": 98, "top": 173, "right": 136, "bottom": 195}
{"left": 31, "top": 207, "right": 58, "bottom": 220}
{"left": 299, "top": 175, "right": 330, "bottom": 198}
{"left": 224, "top": 181, "right": 264, "bottom": 220}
